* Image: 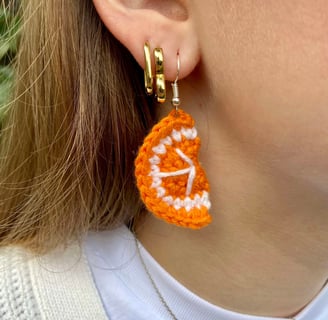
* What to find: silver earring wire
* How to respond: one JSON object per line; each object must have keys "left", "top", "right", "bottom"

{"left": 171, "top": 51, "right": 181, "bottom": 111}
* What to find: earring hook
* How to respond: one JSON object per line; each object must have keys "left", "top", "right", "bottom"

{"left": 171, "top": 51, "right": 181, "bottom": 110}
{"left": 174, "top": 51, "right": 180, "bottom": 84}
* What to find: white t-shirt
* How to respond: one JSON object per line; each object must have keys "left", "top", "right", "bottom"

{"left": 84, "top": 226, "right": 328, "bottom": 320}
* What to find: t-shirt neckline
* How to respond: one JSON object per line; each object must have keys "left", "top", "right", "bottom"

{"left": 85, "top": 225, "right": 328, "bottom": 320}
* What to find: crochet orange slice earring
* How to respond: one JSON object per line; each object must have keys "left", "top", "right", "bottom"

{"left": 135, "top": 48, "right": 212, "bottom": 229}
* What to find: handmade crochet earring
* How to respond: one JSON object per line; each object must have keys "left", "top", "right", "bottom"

{"left": 135, "top": 42, "right": 212, "bottom": 229}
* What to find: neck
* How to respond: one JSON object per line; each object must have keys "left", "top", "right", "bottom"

{"left": 136, "top": 82, "right": 328, "bottom": 318}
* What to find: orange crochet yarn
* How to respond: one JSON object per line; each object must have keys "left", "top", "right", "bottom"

{"left": 135, "top": 110, "right": 211, "bottom": 229}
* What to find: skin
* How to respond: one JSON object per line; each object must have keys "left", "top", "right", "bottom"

{"left": 139, "top": 1, "right": 328, "bottom": 317}
{"left": 94, "top": 0, "right": 328, "bottom": 317}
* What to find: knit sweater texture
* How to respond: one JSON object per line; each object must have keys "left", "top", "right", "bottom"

{"left": 0, "top": 243, "right": 107, "bottom": 320}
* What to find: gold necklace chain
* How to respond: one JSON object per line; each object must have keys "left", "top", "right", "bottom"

{"left": 134, "top": 236, "right": 298, "bottom": 320}
{"left": 134, "top": 236, "right": 178, "bottom": 320}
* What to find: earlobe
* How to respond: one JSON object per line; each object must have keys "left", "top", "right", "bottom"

{"left": 92, "top": 0, "right": 200, "bottom": 81}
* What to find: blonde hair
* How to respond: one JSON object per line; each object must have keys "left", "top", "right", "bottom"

{"left": 0, "top": 0, "right": 154, "bottom": 253}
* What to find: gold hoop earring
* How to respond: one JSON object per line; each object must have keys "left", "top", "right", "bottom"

{"left": 154, "top": 47, "right": 166, "bottom": 103}
{"left": 144, "top": 42, "right": 153, "bottom": 95}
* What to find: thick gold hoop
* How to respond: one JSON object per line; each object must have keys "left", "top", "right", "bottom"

{"left": 144, "top": 42, "right": 153, "bottom": 95}
{"left": 154, "top": 48, "right": 166, "bottom": 103}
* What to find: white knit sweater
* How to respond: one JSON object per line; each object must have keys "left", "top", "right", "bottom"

{"left": 0, "top": 243, "right": 108, "bottom": 320}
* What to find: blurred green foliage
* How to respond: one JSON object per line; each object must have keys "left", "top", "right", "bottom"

{"left": 0, "top": 3, "right": 20, "bottom": 119}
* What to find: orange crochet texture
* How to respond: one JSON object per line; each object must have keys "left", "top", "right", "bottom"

{"left": 135, "top": 110, "right": 211, "bottom": 229}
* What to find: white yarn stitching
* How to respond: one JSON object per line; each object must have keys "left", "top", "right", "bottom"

{"left": 149, "top": 126, "right": 211, "bottom": 212}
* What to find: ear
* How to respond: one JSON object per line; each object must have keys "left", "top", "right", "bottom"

{"left": 92, "top": 0, "right": 200, "bottom": 81}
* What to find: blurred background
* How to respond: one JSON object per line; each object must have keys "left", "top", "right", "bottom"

{"left": 0, "top": 0, "right": 20, "bottom": 121}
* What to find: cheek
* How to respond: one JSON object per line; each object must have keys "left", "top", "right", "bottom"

{"left": 197, "top": 0, "right": 328, "bottom": 186}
